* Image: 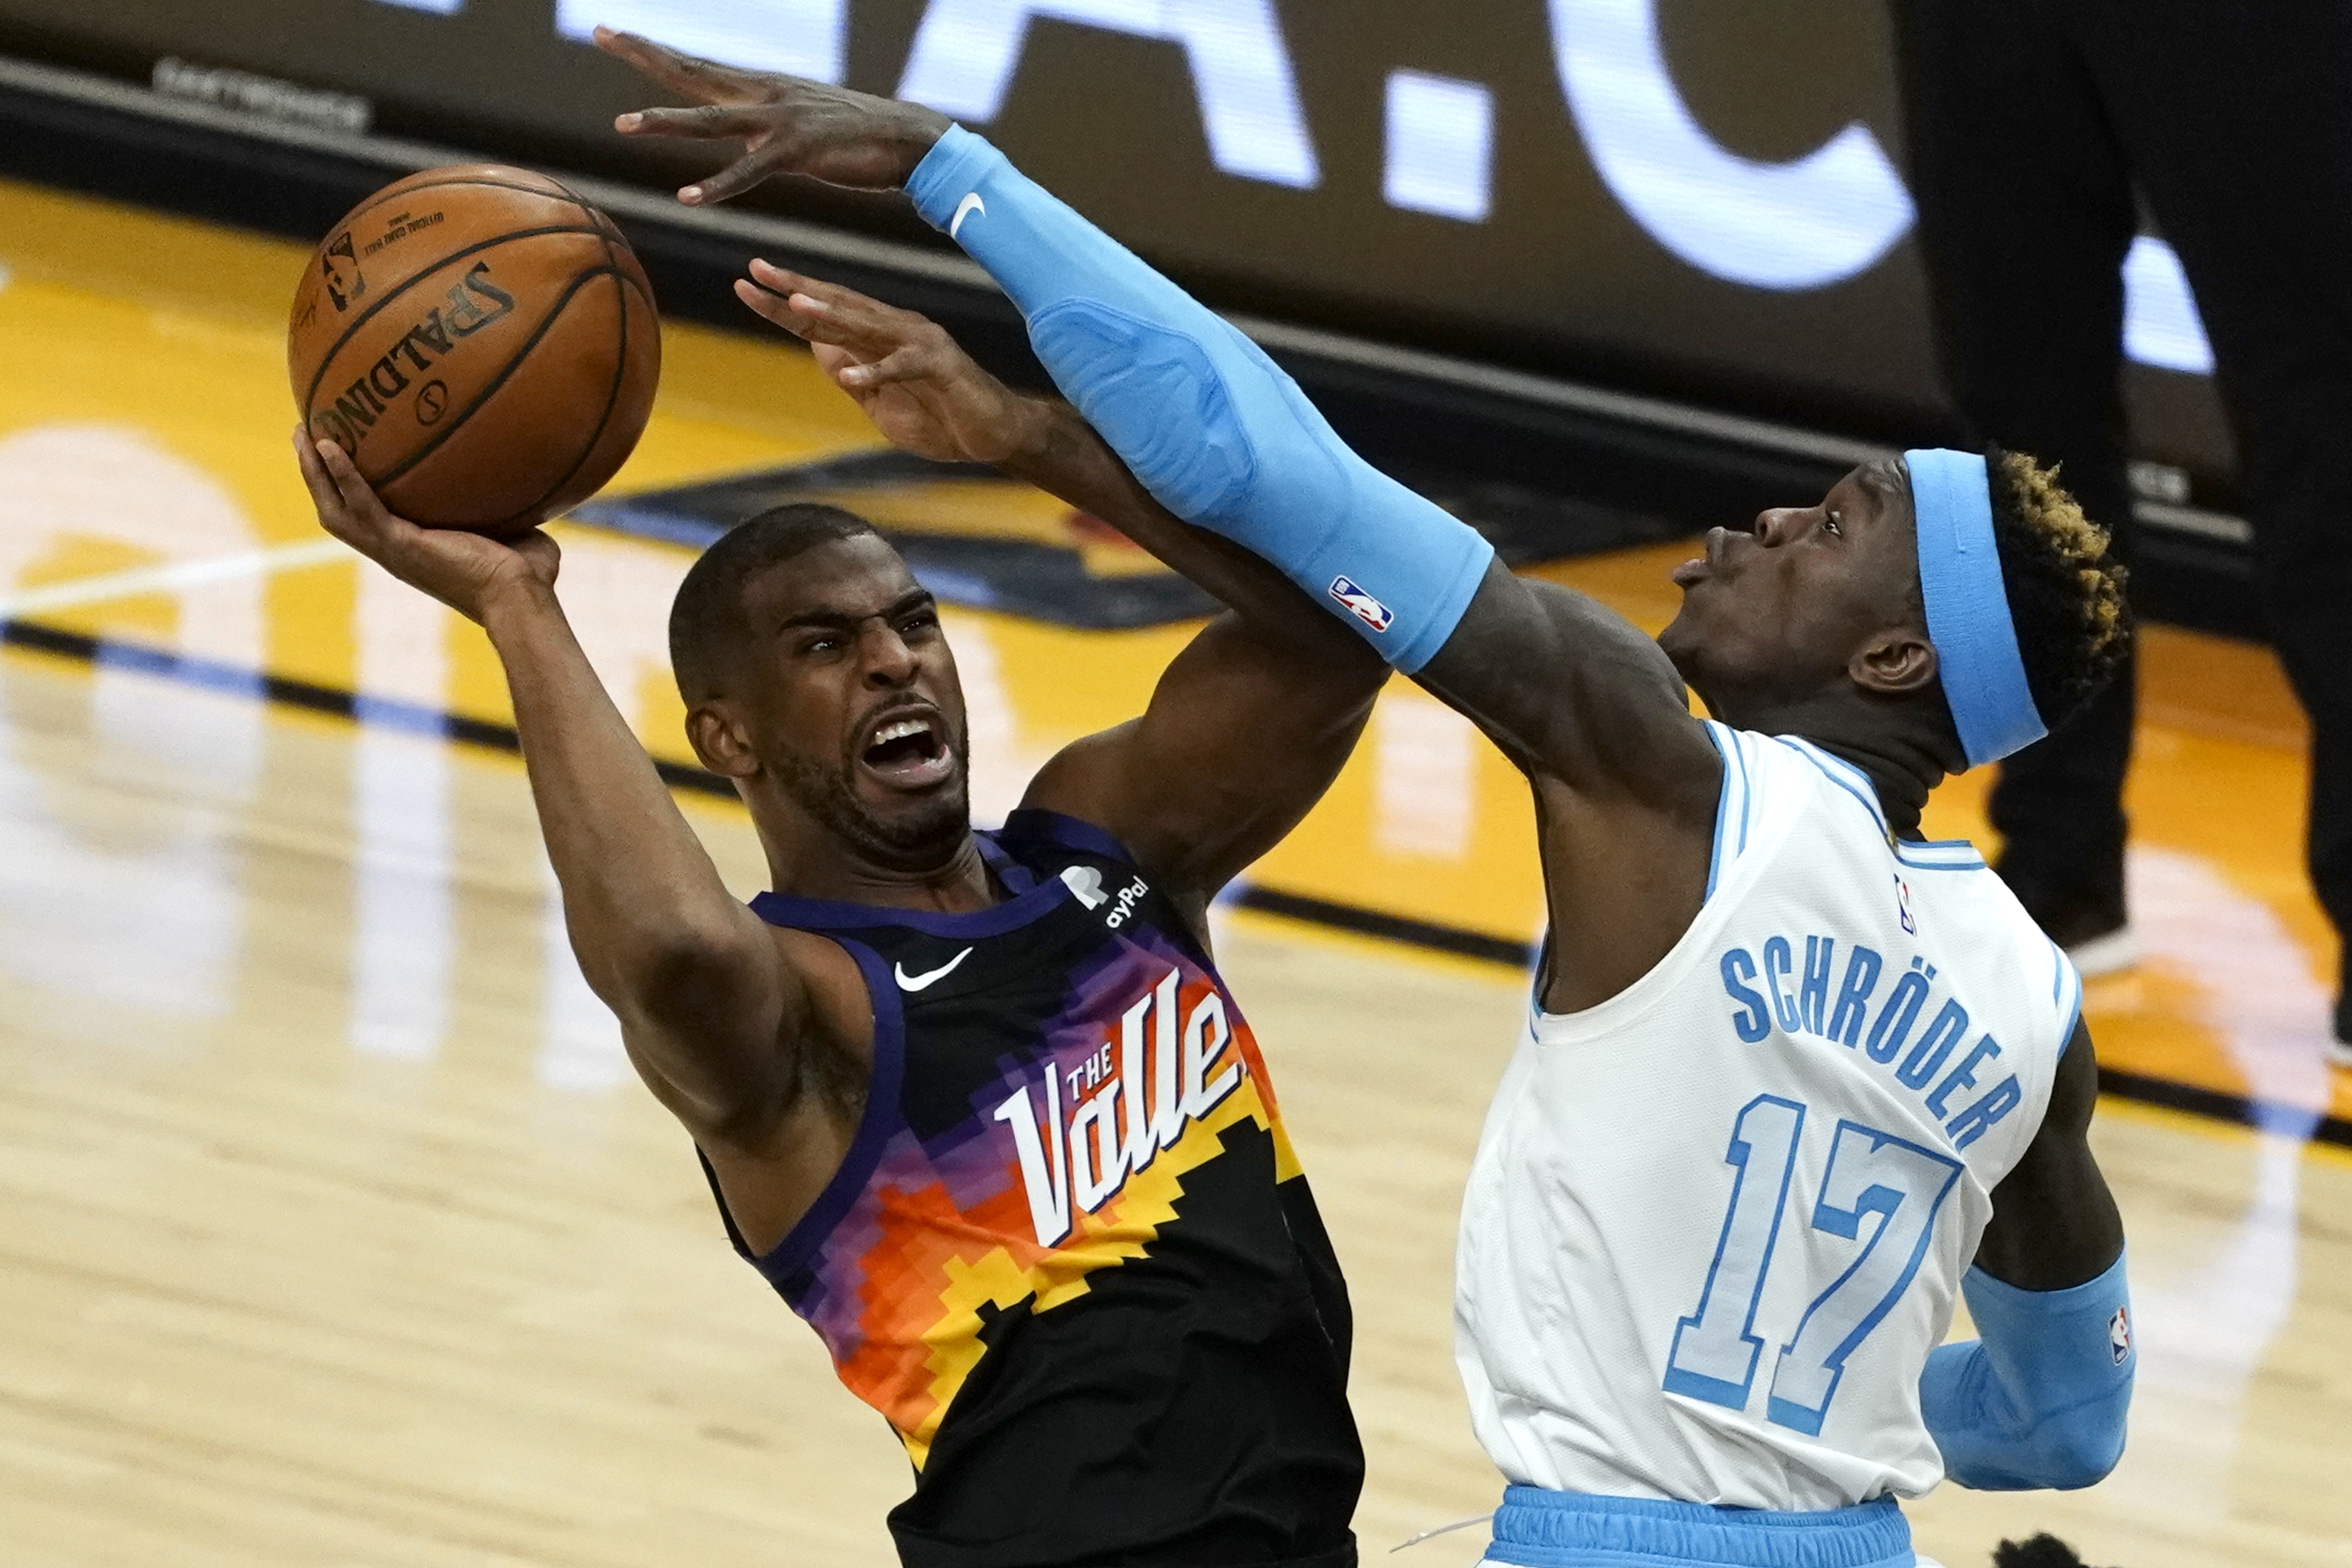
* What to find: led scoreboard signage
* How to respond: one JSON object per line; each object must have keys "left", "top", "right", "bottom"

{"left": 0, "top": 0, "right": 2228, "bottom": 482}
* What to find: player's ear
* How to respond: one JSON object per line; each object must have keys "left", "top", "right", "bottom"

{"left": 1851, "top": 628, "right": 1938, "bottom": 696}
{"left": 686, "top": 699, "right": 760, "bottom": 779}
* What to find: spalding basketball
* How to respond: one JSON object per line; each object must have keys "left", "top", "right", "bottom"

{"left": 288, "top": 165, "right": 660, "bottom": 538}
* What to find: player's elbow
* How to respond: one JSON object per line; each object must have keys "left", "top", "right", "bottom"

{"left": 1941, "top": 1399, "right": 2131, "bottom": 1491}
{"left": 2031, "top": 1412, "right": 2127, "bottom": 1490}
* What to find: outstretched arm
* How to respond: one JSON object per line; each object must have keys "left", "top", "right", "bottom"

{"left": 727, "top": 264, "right": 1387, "bottom": 927}
{"left": 293, "top": 435, "right": 864, "bottom": 1209}
{"left": 1921, "top": 1024, "right": 2132, "bottom": 1490}
{"left": 598, "top": 30, "right": 1713, "bottom": 809}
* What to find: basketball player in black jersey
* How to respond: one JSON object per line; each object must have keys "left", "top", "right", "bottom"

{"left": 292, "top": 335, "right": 1383, "bottom": 1560}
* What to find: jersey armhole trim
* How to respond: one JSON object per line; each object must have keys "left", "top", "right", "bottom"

{"left": 1700, "top": 722, "right": 1750, "bottom": 899}
{"left": 2050, "top": 938, "right": 2085, "bottom": 1057}
{"left": 750, "top": 868, "right": 1072, "bottom": 937}
{"left": 998, "top": 807, "right": 1136, "bottom": 867}
{"left": 1777, "top": 735, "right": 1891, "bottom": 839}
{"left": 734, "top": 938, "right": 908, "bottom": 1284}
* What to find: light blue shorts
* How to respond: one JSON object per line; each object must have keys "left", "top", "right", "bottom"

{"left": 1480, "top": 1486, "right": 1918, "bottom": 1568}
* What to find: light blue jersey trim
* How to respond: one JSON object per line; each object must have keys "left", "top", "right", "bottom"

{"left": 1894, "top": 840, "right": 1988, "bottom": 872}
{"left": 2050, "top": 940, "right": 2085, "bottom": 1054}
{"left": 1775, "top": 737, "right": 1889, "bottom": 839}
{"left": 1702, "top": 722, "right": 1754, "bottom": 899}
{"left": 1776, "top": 736, "right": 1994, "bottom": 869}
{"left": 1486, "top": 1488, "right": 1913, "bottom": 1568}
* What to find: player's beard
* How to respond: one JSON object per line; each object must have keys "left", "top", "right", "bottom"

{"left": 771, "top": 728, "right": 972, "bottom": 873}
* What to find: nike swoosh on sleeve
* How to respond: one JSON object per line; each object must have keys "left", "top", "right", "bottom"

{"left": 950, "top": 193, "right": 986, "bottom": 240}
{"left": 895, "top": 946, "right": 975, "bottom": 992}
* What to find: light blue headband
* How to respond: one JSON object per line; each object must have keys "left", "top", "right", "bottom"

{"left": 1906, "top": 448, "right": 2045, "bottom": 767}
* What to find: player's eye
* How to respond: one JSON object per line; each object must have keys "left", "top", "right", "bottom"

{"left": 1822, "top": 510, "right": 1843, "bottom": 538}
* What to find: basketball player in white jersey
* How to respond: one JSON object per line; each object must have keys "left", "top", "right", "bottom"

{"left": 604, "top": 33, "right": 2140, "bottom": 1567}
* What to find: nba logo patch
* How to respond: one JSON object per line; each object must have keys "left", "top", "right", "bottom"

{"left": 2108, "top": 1305, "right": 2132, "bottom": 1364}
{"left": 1894, "top": 875, "right": 1917, "bottom": 935}
{"left": 1327, "top": 575, "right": 1395, "bottom": 633}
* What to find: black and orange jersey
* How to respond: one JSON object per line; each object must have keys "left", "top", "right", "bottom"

{"left": 704, "top": 810, "right": 1362, "bottom": 1568}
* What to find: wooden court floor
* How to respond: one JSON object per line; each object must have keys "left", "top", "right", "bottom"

{"left": 2, "top": 649, "right": 2347, "bottom": 1568}
{"left": 1, "top": 175, "right": 2349, "bottom": 1566}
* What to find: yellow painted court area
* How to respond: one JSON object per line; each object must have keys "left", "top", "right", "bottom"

{"left": 0, "top": 173, "right": 2340, "bottom": 1124}
{"left": 2, "top": 175, "right": 2348, "bottom": 1568}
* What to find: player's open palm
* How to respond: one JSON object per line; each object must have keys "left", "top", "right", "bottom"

{"left": 294, "top": 430, "right": 559, "bottom": 625}
{"left": 597, "top": 28, "right": 949, "bottom": 202}
{"left": 736, "top": 262, "right": 1045, "bottom": 466}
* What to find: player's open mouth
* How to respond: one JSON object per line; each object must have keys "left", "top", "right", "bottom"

{"left": 859, "top": 712, "right": 956, "bottom": 790}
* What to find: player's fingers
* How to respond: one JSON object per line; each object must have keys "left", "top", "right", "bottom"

{"left": 615, "top": 103, "right": 766, "bottom": 143}
{"left": 682, "top": 147, "right": 787, "bottom": 205}
{"left": 594, "top": 27, "right": 760, "bottom": 102}
{"left": 732, "top": 274, "right": 803, "bottom": 333}
{"left": 837, "top": 343, "right": 935, "bottom": 389}
{"left": 292, "top": 426, "right": 356, "bottom": 532}
{"left": 746, "top": 258, "right": 882, "bottom": 315}
{"left": 748, "top": 261, "right": 923, "bottom": 354}
{"left": 312, "top": 437, "right": 396, "bottom": 532}
{"left": 734, "top": 271, "right": 861, "bottom": 347}
{"left": 808, "top": 342, "right": 861, "bottom": 379}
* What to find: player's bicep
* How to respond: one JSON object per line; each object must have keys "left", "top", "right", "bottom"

{"left": 1022, "top": 611, "right": 1383, "bottom": 903}
{"left": 1973, "top": 1020, "right": 2125, "bottom": 1291}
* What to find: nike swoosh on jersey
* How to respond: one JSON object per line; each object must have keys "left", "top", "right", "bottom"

{"left": 950, "top": 193, "right": 986, "bottom": 240}
{"left": 895, "top": 947, "right": 975, "bottom": 992}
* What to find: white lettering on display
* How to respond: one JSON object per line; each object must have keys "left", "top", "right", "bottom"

{"left": 1548, "top": 0, "right": 1913, "bottom": 289}
{"left": 994, "top": 965, "right": 1243, "bottom": 1247}
{"left": 1543, "top": 0, "right": 2212, "bottom": 366}
{"left": 554, "top": 0, "right": 848, "bottom": 82}
{"left": 1384, "top": 72, "right": 1493, "bottom": 224}
{"left": 897, "top": 0, "right": 1320, "bottom": 188}
{"left": 516, "top": 0, "right": 2214, "bottom": 370}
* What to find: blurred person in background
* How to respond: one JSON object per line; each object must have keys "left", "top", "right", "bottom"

{"left": 1888, "top": 1, "right": 2352, "bottom": 1067}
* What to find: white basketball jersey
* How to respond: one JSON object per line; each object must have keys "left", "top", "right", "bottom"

{"left": 1455, "top": 723, "right": 2080, "bottom": 1511}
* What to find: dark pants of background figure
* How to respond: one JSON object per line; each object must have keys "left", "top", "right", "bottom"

{"left": 1890, "top": 0, "right": 2352, "bottom": 1026}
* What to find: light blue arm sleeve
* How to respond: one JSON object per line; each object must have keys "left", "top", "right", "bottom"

{"left": 1920, "top": 1252, "right": 2134, "bottom": 1491}
{"left": 905, "top": 125, "right": 1494, "bottom": 674}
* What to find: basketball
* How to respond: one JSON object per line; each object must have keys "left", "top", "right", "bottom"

{"left": 287, "top": 164, "right": 660, "bottom": 538}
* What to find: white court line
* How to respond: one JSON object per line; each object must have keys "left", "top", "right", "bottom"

{"left": 0, "top": 538, "right": 351, "bottom": 620}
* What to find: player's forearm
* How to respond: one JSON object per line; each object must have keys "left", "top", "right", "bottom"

{"left": 479, "top": 580, "right": 765, "bottom": 1012}
{"left": 907, "top": 128, "right": 1491, "bottom": 675}
{"left": 1002, "top": 400, "right": 1380, "bottom": 670}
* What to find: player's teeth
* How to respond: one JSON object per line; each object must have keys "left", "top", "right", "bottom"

{"left": 876, "top": 719, "right": 929, "bottom": 744}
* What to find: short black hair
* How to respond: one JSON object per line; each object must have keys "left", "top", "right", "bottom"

{"left": 668, "top": 502, "right": 881, "bottom": 702}
{"left": 1986, "top": 447, "right": 2130, "bottom": 732}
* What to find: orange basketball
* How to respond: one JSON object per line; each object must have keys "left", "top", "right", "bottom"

{"left": 288, "top": 165, "right": 660, "bottom": 538}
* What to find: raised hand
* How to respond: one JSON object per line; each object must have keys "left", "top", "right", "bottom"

{"left": 294, "top": 430, "right": 559, "bottom": 625}
{"left": 734, "top": 260, "right": 1050, "bottom": 466}
{"left": 596, "top": 27, "right": 951, "bottom": 204}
